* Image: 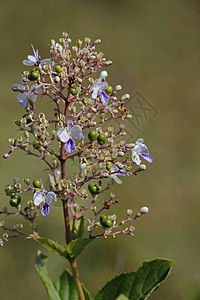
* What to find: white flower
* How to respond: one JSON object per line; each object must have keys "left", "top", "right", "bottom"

{"left": 109, "top": 165, "right": 126, "bottom": 184}
{"left": 23, "top": 44, "right": 51, "bottom": 66}
{"left": 89, "top": 77, "right": 109, "bottom": 103}
{"left": 33, "top": 187, "right": 56, "bottom": 216}
{"left": 131, "top": 138, "right": 153, "bottom": 165}
{"left": 57, "top": 121, "right": 83, "bottom": 153}
{"left": 12, "top": 84, "right": 41, "bottom": 107}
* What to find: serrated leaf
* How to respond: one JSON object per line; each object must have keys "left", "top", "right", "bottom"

{"left": 67, "top": 238, "right": 92, "bottom": 259}
{"left": 70, "top": 216, "right": 85, "bottom": 239}
{"left": 35, "top": 251, "right": 61, "bottom": 300}
{"left": 94, "top": 258, "right": 175, "bottom": 300}
{"left": 53, "top": 269, "right": 91, "bottom": 300}
{"left": 33, "top": 237, "right": 68, "bottom": 258}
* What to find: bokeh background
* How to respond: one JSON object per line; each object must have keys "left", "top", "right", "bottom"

{"left": 0, "top": 0, "right": 200, "bottom": 299}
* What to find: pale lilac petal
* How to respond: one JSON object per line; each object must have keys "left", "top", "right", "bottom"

{"left": 46, "top": 192, "right": 56, "bottom": 205}
{"left": 12, "top": 84, "right": 24, "bottom": 91}
{"left": 139, "top": 153, "right": 153, "bottom": 163}
{"left": 100, "top": 90, "right": 109, "bottom": 103}
{"left": 41, "top": 59, "right": 51, "bottom": 65}
{"left": 23, "top": 60, "right": 35, "bottom": 66}
{"left": 57, "top": 128, "right": 69, "bottom": 143}
{"left": 91, "top": 88, "right": 99, "bottom": 99}
{"left": 17, "top": 93, "right": 28, "bottom": 107}
{"left": 27, "top": 55, "right": 36, "bottom": 62}
{"left": 67, "top": 120, "right": 74, "bottom": 128}
{"left": 109, "top": 174, "right": 123, "bottom": 184}
{"left": 66, "top": 137, "right": 75, "bottom": 153}
{"left": 33, "top": 191, "right": 44, "bottom": 206}
{"left": 136, "top": 138, "right": 144, "bottom": 144}
{"left": 131, "top": 150, "right": 141, "bottom": 165}
{"left": 29, "top": 94, "right": 37, "bottom": 103}
{"left": 41, "top": 202, "right": 50, "bottom": 216}
{"left": 99, "top": 79, "right": 108, "bottom": 90}
{"left": 89, "top": 85, "right": 94, "bottom": 92}
{"left": 70, "top": 125, "right": 83, "bottom": 140}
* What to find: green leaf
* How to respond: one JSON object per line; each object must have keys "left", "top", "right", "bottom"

{"left": 94, "top": 258, "right": 175, "bottom": 300}
{"left": 67, "top": 238, "right": 92, "bottom": 259}
{"left": 33, "top": 237, "right": 68, "bottom": 258}
{"left": 115, "top": 294, "right": 129, "bottom": 300}
{"left": 54, "top": 269, "right": 91, "bottom": 300}
{"left": 35, "top": 251, "right": 61, "bottom": 300}
{"left": 70, "top": 216, "right": 85, "bottom": 239}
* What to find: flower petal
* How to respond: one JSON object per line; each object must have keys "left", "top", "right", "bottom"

{"left": 70, "top": 125, "right": 83, "bottom": 140}
{"left": 17, "top": 93, "right": 29, "bottom": 107}
{"left": 33, "top": 191, "right": 44, "bottom": 206}
{"left": 100, "top": 90, "right": 109, "bottom": 103}
{"left": 131, "top": 150, "right": 141, "bottom": 165}
{"left": 41, "top": 59, "right": 51, "bottom": 65}
{"left": 136, "top": 138, "right": 144, "bottom": 144}
{"left": 27, "top": 55, "right": 36, "bottom": 62}
{"left": 12, "top": 84, "right": 24, "bottom": 91}
{"left": 46, "top": 192, "right": 56, "bottom": 205}
{"left": 99, "top": 79, "right": 108, "bottom": 90}
{"left": 109, "top": 174, "right": 123, "bottom": 184}
{"left": 23, "top": 60, "right": 35, "bottom": 66}
{"left": 41, "top": 202, "right": 50, "bottom": 216}
{"left": 91, "top": 88, "right": 99, "bottom": 99}
{"left": 139, "top": 153, "right": 153, "bottom": 163}
{"left": 57, "top": 128, "right": 69, "bottom": 143}
{"left": 65, "top": 137, "right": 75, "bottom": 153}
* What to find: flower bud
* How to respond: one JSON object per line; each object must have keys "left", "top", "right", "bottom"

{"left": 54, "top": 76, "right": 60, "bottom": 83}
{"left": 23, "top": 177, "right": 30, "bottom": 185}
{"left": 2, "top": 233, "right": 8, "bottom": 240}
{"left": 139, "top": 206, "right": 149, "bottom": 215}
{"left": 8, "top": 138, "right": 15, "bottom": 145}
{"left": 100, "top": 70, "right": 108, "bottom": 78}
{"left": 127, "top": 209, "right": 133, "bottom": 216}
{"left": 94, "top": 39, "right": 101, "bottom": 45}
{"left": 115, "top": 85, "right": 122, "bottom": 91}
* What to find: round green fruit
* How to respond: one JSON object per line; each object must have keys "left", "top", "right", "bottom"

{"left": 88, "top": 183, "right": 102, "bottom": 195}
{"left": 70, "top": 87, "right": 78, "bottom": 95}
{"left": 10, "top": 195, "right": 21, "bottom": 208}
{"left": 88, "top": 131, "right": 97, "bottom": 142}
{"left": 97, "top": 133, "right": 107, "bottom": 145}
{"left": 100, "top": 215, "right": 113, "bottom": 228}
{"left": 55, "top": 65, "right": 62, "bottom": 73}
{"left": 31, "top": 70, "right": 40, "bottom": 80}
{"left": 33, "top": 179, "right": 42, "bottom": 188}
{"left": 105, "top": 86, "right": 113, "bottom": 94}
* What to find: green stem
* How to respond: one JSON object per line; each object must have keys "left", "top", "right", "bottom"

{"left": 70, "top": 259, "right": 86, "bottom": 300}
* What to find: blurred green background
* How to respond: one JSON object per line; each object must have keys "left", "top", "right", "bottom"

{"left": 0, "top": 0, "right": 200, "bottom": 299}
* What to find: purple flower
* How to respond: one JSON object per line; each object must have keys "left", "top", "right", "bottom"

{"left": 109, "top": 166, "right": 127, "bottom": 184}
{"left": 23, "top": 44, "right": 51, "bottom": 66}
{"left": 89, "top": 77, "right": 109, "bottom": 103}
{"left": 33, "top": 188, "right": 56, "bottom": 216}
{"left": 131, "top": 138, "right": 153, "bottom": 165}
{"left": 57, "top": 121, "right": 83, "bottom": 153}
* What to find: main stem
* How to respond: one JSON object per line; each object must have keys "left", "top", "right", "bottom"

{"left": 61, "top": 98, "right": 85, "bottom": 300}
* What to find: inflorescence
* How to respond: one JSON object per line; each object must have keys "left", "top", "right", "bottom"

{"left": 0, "top": 32, "right": 153, "bottom": 246}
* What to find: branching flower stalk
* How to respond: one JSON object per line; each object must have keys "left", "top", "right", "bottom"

{"left": 1, "top": 33, "right": 153, "bottom": 300}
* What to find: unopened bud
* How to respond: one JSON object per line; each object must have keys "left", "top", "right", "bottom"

{"left": 139, "top": 206, "right": 149, "bottom": 215}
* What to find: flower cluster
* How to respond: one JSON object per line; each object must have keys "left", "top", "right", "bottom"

{"left": 1, "top": 32, "right": 153, "bottom": 246}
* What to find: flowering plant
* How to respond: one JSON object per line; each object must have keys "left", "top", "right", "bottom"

{"left": 1, "top": 32, "right": 174, "bottom": 300}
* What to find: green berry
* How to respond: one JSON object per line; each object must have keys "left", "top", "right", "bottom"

{"left": 88, "top": 183, "right": 102, "bottom": 195}
{"left": 70, "top": 87, "right": 78, "bottom": 95}
{"left": 106, "top": 161, "right": 112, "bottom": 171}
{"left": 97, "top": 133, "right": 107, "bottom": 145}
{"left": 105, "top": 86, "right": 113, "bottom": 94}
{"left": 55, "top": 65, "right": 62, "bottom": 73}
{"left": 10, "top": 195, "right": 21, "bottom": 208}
{"left": 33, "top": 179, "right": 42, "bottom": 188}
{"left": 31, "top": 70, "right": 40, "bottom": 80}
{"left": 100, "top": 215, "right": 113, "bottom": 228}
{"left": 88, "top": 131, "right": 97, "bottom": 142}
